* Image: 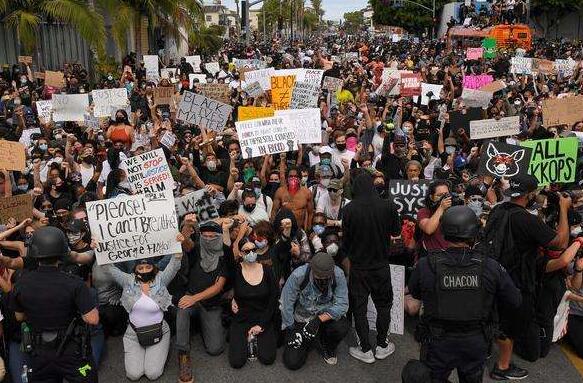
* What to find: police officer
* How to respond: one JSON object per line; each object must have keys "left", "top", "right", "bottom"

{"left": 408, "top": 206, "right": 521, "bottom": 383}
{"left": 11, "top": 226, "right": 99, "bottom": 382}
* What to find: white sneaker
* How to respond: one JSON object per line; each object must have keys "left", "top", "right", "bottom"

{"left": 375, "top": 342, "right": 396, "bottom": 360}
{"left": 349, "top": 347, "right": 375, "bottom": 364}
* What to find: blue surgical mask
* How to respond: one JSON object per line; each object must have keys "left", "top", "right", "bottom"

{"left": 313, "top": 224, "right": 325, "bottom": 236}
{"left": 321, "top": 158, "right": 331, "bottom": 166}
{"left": 254, "top": 239, "right": 268, "bottom": 249}
{"left": 254, "top": 187, "right": 261, "bottom": 198}
{"left": 243, "top": 251, "right": 257, "bottom": 263}
{"left": 39, "top": 144, "right": 48, "bottom": 151}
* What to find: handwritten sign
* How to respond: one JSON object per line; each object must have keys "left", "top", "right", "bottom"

{"left": 238, "top": 106, "right": 275, "bottom": 121}
{"left": 154, "top": 86, "right": 174, "bottom": 106}
{"left": 123, "top": 148, "right": 174, "bottom": 194}
{"left": 400, "top": 73, "right": 421, "bottom": 97}
{"left": 290, "top": 81, "right": 320, "bottom": 109}
{"left": 19, "top": 128, "right": 41, "bottom": 148}
{"left": 463, "top": 74, "right": 493, "bottom": 90}
{"left": 511, "top": 57, "right": 533, "bottom": 75}
{"left": 243, "top": 67, "right": 275, "bottom": 90}
{"left": 52, "top": 94, "right": 89, "bottom": 122}
{"left": 322, "top": 76, "right": 343, "bottom": 93}
{"left": 414, "top": 83, "right": 443, "bottom": 105}
{"left": 461, "top": 88, "right": 493, "bottom": 108}
{"left": 366, "top": 264, "right": 405, "bottom": 336}
{"left": 199, "top": 83, "right": 231, "bottom": 104}
{"left": 275, "top": 108, "right": 321, "bottom": 144}
{"left": 87, "top": 192, "right": 181, "bottom": 265}
{"left": 521, "top": 137, "right": 578, "bottom": 186}
{"left": 271, "top": 75, "right": 296, "bottom": 110}
{"left": 205, "top": 62, "right": 220, "bottom": 75}
{"left": 189, "top": 73, "right": 207, "bottom": 88}
{"left": 0, "top": 194, "right": 33, "bottom": 224}
{"left": 18, "top": 56, "right": 32, "bottom": 65}
{"left": 388, "top": 179, "right": 430, "bottom": 218}
{"left": 555, "top": 58, "right": 577, "bottom": 77}
{"left": 185, "top": 55, "right": 202, "bottom": 72}
{"left": 92, "top": 88, "right": 128, "bottom": 117}
{"left": 466, "top": 47, "right": 484, "bottom": 60}
{"left": 469, "top": 116, "right": 520, "bottom": 139}
{"left": 295, "top": 69, "right": 324, "bottom": 86}
{"left": 235, "top": 116, "right": 298, "bottom": 159}
{"left": 479, "top": 80, "right": 506, "bottom": 93}
{"left": 542, "top": 95, "right": 583, "bottom": 128}
{"left": 143, "top": 55, "right": 159, "bottom": 80}
{"left": 45, "top": 71, "right": 65, "bottom": 88}
{"left": 175, "top": 189, "right": 220, "bottom": 222}
{"left": 0, "top": 140, "right": 26, "bottom": 171}
{"left": 177, "top": 91, "right": 233, "bottom": 132}
{"left": 242, "top": 81, "right": 263, "bottom": 98}
{"left": 35, "top": 100, "right": 52, "bottom": 122}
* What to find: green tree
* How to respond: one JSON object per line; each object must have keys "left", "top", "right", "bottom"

{"left": 343, "top": 11, "right": 364, "bottom": 33}
{"left": 303, "top": 8, "right": 319, "bottom": 33}
{"left": 530, "top": 0, "right": 583, "bottom": 37}
{"left": 189, "top": 24, "right": 225, "bottom": 56}
{"left": 311, "top": 0, "right": 323, "bottom": 22}
{"left": 259, "top": 0, "right": 292, "bottom": 35}
{"left": 0, "top": 0, "right": 106, "bottom": 54}
{"left": 369, "top": 0, "right": 448, "bottom": 34}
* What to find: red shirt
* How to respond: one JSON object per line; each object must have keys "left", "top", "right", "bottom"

{"left": 417, "top": 207, "right": 450, "bottom": 251}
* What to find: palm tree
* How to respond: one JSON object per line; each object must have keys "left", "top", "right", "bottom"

{"left": 311, "top": 0, "right": 323, "bottom": 23}
{"left": 188, "top": 24, "right": 225, "bottom": 56}
{"left": 0, "top": 0, "right": 106, "bottom": 55}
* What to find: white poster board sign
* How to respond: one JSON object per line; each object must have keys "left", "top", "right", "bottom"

{"left": 123, "top": 148, "right": 174, "bottom": 194}
{"left": 205, "top": 62, "right": 221, "bottom": 75}
{"left": 174, "top": 189, "right": 220, "bottom": 223}
{"left": 461, "top": 88, "right": 493, "bottom": 108}
{"left": 92, "top": 88, "right": 128, "bottom": 117}
{"left": 185, "top": 55, "right": 202, "bottom": 72}
{"left": 143, "top": 55, "right": 159, "bottom": 80}
{"left": 19, "top": 128, "right": 41, "bottom": 148}
{"left": 176, "top": 91, "right": 233, "bottom": 132}
{"left": 290, "top": 81, "right": 320, "bottom": 109}
{"left": 235, "top": 116, "right": 298, "bottom": 159}
{"left": 469, "top": 116, "right": 520, "bottom": 139}
{"left": 414, "top": 83, "right": 443, "bottom": 105}
{"left": 35, "top": 100, "right": 52, "bottom": 122}
{"left": 244, "top": 67, "right": 276, "bottom": 90}
{"left": 52, "top": 94, "right": 89, "bottom": 122}
{"left": 243, "top": 81, "right": 264, "bottom": 98}
{"left": 511, "top": 57, "right": 533, "bottom": 75}
{"left": 189, "top": 73, "right": 208, "bottom": 88}
{"left": 275, "top": 108, "right": 321, "bottom": 144}
{"left": 366, "top": 264, "right": 405, "bottom": 335}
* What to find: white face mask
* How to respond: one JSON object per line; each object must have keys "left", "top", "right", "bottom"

{"left": 326, "top": 243, "right": 339, "bottom": 256}
{"left": 321, "top": 178, "right": 330, "bottom": 187}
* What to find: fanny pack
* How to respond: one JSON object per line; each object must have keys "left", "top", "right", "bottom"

{"left": 130, "top": 322, "right": 163, "bottom": 347}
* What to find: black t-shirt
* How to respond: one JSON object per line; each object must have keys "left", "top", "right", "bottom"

{"left": 509, "top": 204, "right": 556, "bottom": 261}
{"left": 233, "top": 264, "right": 277, "bottom": 327}
{"left": 187, "top": 252, "right": 227, "bottom": 308}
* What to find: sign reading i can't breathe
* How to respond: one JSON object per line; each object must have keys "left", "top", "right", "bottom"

{"left": 521, "top": 137, "right": 579, "bottom": 186}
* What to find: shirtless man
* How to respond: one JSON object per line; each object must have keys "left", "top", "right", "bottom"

{"left": 271, "top": 166, "right": 314, "bottom": 230}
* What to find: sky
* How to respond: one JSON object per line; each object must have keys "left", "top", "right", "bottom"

{"left": 218, "top": 0, "right": 369, "bottom": 22}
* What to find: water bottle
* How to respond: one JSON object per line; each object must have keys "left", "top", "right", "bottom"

{"left": 21, "top": 364, "right": 28, "bottom": 383}
{"left": 247, "top": 334, "right": 258, "bottom": 362}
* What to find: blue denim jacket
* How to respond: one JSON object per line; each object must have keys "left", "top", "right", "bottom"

{"left": 280, "top": 264, "right": 349, "bottom": 329}
{"left": 104, "top": 254, "right": 181, "bottom": 313}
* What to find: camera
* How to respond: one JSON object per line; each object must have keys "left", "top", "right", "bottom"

{"left": 437, "top": 192, "right": 464, "bottom": 207}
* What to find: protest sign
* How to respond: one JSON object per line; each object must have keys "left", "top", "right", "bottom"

{"left": 376, "top": 77, "right": 400, "bottom": 97}
{"left": 463, "top": 74, "right": 493, "bottom": 89}
{"left": 521, "top": 137, "right": 579, "bottom": 186}
{"left": 52, "top": 94, "right": 89, "bottom": 122}
{"left": 461, "top": 88, "right": 492, "bottom": 108}
{"left": 35, "top": 100, "right": 52, "bottom": 122}
{"left": 0, "top": 194, "right": 33, "bottom": 224}
{"left": 0, "top": 140, "right": 26, "bottom": 171}
{"left": 414, "top": 83, "right": 443, "bottom": 105}
{"left": 143, "top": 55, "right": 159, "bottom": 80}
{"left": 342, "top": 52, "right": 359, "bottom": 62}
{"left": 199, "top": 83, "right": 231, "bottom": 104}
{"left": 177, "top": 91, "right": 233, "bottom": 132}
{"left": 233, "top": 58, "right": 266, "bottom": 70}
{"left": 533, "top": 58, "right": 555, "bottom": 75}
{"left": 87, "top": 192, "right": 181, "bottom": 265}
{"left": 33, "top": 72, "right": 45, "bottom": 80}
{"left": 238, "top": 106, "right": 275, "bottom": 121}
{"left": 19, "top": 128, "right": 41, "bottom": 148}
{"left": 271, "top": 75, "right": 296, "bottom": 110}
{"left": 477, "top": 141, "right": 532, "bottom": 179}
{"left": 542, "top": 95, "right": 583, "bottom": 128}
{"left": 482, "top": 37, "right": 497, "bottom": 59}
{"left": 185, "top": 55, "right": 202, "bottom": 72}
{"left": 366, "top": 264, "right": 405, "bottom": 336}
{"left": 466, "top": 47, "right": 484, "bottom": 60}
{"left": 45, "top": 71, "right": 64, "bottom": 88}
{"left": 388, "top": 179, "right": 430, "bottom": 218}
{"left": 275, "top": 108, "right": 321, "bottom": 144}
{"left": 159, "top": 131, "right": 176, "bottom": 149}
{"left": 160, "top": 67, "right": 178, "bottom": 80}
{"left": 242, "top": 81, "right": 263, "bottom": 98}
{"left": 175, "top": 189, "right": 220, "bottom": 222}
{"left": 235, "top": 116, "right": 298, "bottom": 159}
{"left": 123, "top": 148, "right": 174, "bottom": 194}
{"left": 295, "top": 69, "right": 324, "bottom": 86}
{"left": 289, "top": 81, "right": 320, "bottom": 109}
{"left": 449, "top": 108, "right": 483, "bottom": 133}
{"left": 555, "top": 58, "right": 577, "bottom": 77}
{"left": 18, "top": 56, "right": 32, "bottom": 65}
{"left": 92, "top": 88, "right": 128, "bottom": 117}
{"left": 243, "top": 67, "right": 275, "bottom": 90}
{"left": 205, "top": 62, "right": 221, "bottom": 75}
{"left": 469, "top": 116, "right": 520, "bottom": 139}
{"left": 189, "top": 73, "right": 207, "bottom": 88}
{"left": 511, "top": 57, "right": 533, "bottom": 74}
{"left": 479, "top": 80, "right": 506, "bottom": 93}
{"left": 154, "top": 86, "right": 174, "bottom": 105}
{"left": 400, "top": 73, "right": 421, "bottom": 97}
{"left": 322, "top": 76, "right": 343, "bottom": 92}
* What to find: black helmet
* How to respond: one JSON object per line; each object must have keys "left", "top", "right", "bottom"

{"left": 27, "top": 226, "right": 69, "bottom": 259}
{"left": 440, "top": 206, "right": 480, "bottom": 242}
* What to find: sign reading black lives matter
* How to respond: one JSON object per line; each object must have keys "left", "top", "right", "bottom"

{"left": 87, "top": 192, "right": 181, "bottom": 265}
{"left": 123, "top": 148, "right": 174, "bottom": 194}
{"left": 389, "top": 180, "right": 431, "bottom": 218}
{"left": 477, "top": 141, "right": 532, "bottom": 179}
{"left": 174, "top": 189, "right": 220, "bottom": 222}
{"left": 176, "top": 91, "right": 233, "bottom": 132}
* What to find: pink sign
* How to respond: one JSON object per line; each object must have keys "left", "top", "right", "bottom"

{"left": 463, "top": 74, "right": 493, "bottom": 90}
{"left": 466, "top": 47, "right": 484, "bottom": 60}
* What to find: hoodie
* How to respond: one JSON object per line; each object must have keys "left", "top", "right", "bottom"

{"left": 341, "top": 173, "right": 401, "bottom": 270}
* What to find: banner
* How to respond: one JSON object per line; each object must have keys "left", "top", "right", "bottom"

{"left": 511, "top": 57, "right": 533, "bottom": 74}
{"left": 154, "top": 86, "right": 174, "bottom": 105}
{"left": 235, "top": 116, "right": 298, "bottom": 159}
{"left": 199, "top": 83, "right": 230, "bottom": 104}
{"left": 0, "top": 194, "right": 33, "bottom": 224}
{"left": 52, "top": 94, "right": 89, "bottom": 122}
{"left": 123, "top": 148, "right": 174, "bottom": 194}
{"left": 466, "top": 47, "right": 484, "bottom": 60}
{"left": 477, "top": 141, "right": 532, "bottom": 179}
{"left": 243, "top": 67, "right": 275, "bottom": 90}
{"left": 87, "top": 192, "right": 181, "bottom": 265}
{"left": 205, "top": 62, "right": 220, "bottom": 75}
{"left": 290, "top": 81, "right": 320, "bottom": 109}
{"left": 175, "top": 189, "right": 220, "bottom": 222}
{"left": 461, "top": 88, "right": 492, "bottom": 108}
{"left": 388, "top": 179, "right": 430, "bottom": 218}
{"left": 35, "top": 100, "right": 52, "bottom": 122}
{"left": 143, "top": 55, "right": 159, "bottom": 80}
{"left": 185, "top": 55, "right": 202, "bottom": 72}
{"left": 469, "top": 116, "right": 520, "bottom": 139}
{"left": 238, "top": 106, "right": 275, "bottom": 121}
{"left": 521, "top": 137, "right": 579, "bottom": 186}
{"left": 463, "top": 74, "right": 493, "bottom": 90}
{"left": 177, "top": 91, "right": 233, "bottom": 132}
{"left": 45, "top": 71, "right": 65, "bottom": 88}
{"left": 92, "top": 88, "right": 128, "bottom": 117}
{"left": 275, "top": 108, "right": 321, "bottom": 144}
{"left": 414, "top": 83, "right": 443, "bottom": 105}
{"left": 242, "top": 81, "right": 263, "bottom": 98}
{"left": 542, "top": 95, "right": 583, "bottom": 128}
{"left": 400, "top": 73, "right": 421, "bottom": 97}
{"left": 0, "top": 140, "right": 26, "bottom": 171}
{"left": 271, "top": 75, "right": 296, "bottom": 110}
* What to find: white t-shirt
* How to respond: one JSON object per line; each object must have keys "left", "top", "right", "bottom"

{"left": 79, "top": 164, "right": 95, "bottom": 187}
{"left": 331, "top": 148, "right": 355, "bottom": 168}
{"left": 316, "top": 195, "right": 350, "bottom": 220}
{"left": 236, "top": 190, "right": 273, "bottom": 216}
{"left": 238, "top": 205, "right": 269, "bottom": 227}
{"left": 98, "top": 151, "right": 128, "bottom": 186}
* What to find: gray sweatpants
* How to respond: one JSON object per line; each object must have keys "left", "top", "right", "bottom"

{"left": 123, "top": 321, "right": 171, "bottom": 381}
{"left": 175, "top": 304, "right": 224, "bottom": 355}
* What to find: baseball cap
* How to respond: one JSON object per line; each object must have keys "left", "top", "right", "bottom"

{"left": 199, "top": 220, "right": 223, "bottom": 234}
{"left": 311, "top": 252, "right": 335, "bottom": 279}
{"left": 319, "top": 146, "right": 333, "bottom": 155}
{"left": 503, "top": 173, "right": 538, "bottom": 198}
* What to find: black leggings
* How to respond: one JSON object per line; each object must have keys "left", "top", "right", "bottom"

{"left": 567, "top": 314, "right": 583, "bottom": 357}
{"left": 99, "top": 304, "right": 128, "bottom": 338}
{"left": 228, "top": 321, "right": 277, "bottom": 369}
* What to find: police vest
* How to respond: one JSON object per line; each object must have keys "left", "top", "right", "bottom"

{"left": 427, "top": 250, "right": 486, "bottom": 325}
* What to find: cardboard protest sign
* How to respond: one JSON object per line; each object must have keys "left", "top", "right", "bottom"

{"left": 367, "top": 264, "right": 405, "bottom": 336}
{"left": 175, "top": 189, "right": 220, "bottom": 222}
{"left": 469, "top": 116, "right": 520, "bottom": 139}
{"left": 449, "top": 108, "right": 483, "bottom": 133}
{"left": 242, "top": 81, "right": 263, "bottom": 98}
{"left": 238, "top": 106, "right": 275, "bottom": 121}
{"left": 388, "top": 179, "right": 430, "bottom": 218}
{"left": 511, "top": 57, "right": 533, "bottom": 75}
{"left": 463, "top": 74, "right": 493, "bottom": 90}
{"left": 177, "top": 91, "right": 233, "bottom": 132}
{"left": 275, "top": 108, "right": 321, "bottom": 144}
{"left": 0, "top": 194, "right": 33, "bottom": 224}
{"left": 466, "top": 47, "right": 484, "bottom": 60}
{"left": 479, "top": 80, "right": 506, "bottom": 93}
{"left": 160, "top": 68, "right": 178, "bottom": 80}
{"left": 199, "top": 83, "right": 230, "bottom": 104}
{"left": 87, "top": 192, "right": 181, "bottom": 265}
{"left": 289, "top": 81, "right": 320, "bottom": 109}
{"left": 521, "top": 137, "right": 579, "bottom": 186}
{"left": 271, "top": 75, "right": 296, "bottom": 110}
{"left": 35, "top": 100, "right": 52, "bottom": 122}
{"left": 0, "top": 140, "right": 26, "bottom": 171}
{"left": 243, "top": 67, "right": 275, "bottom": 90}
{"left": 400, "top": 73, "right": 421, "bottom": 97}
{"left": 92, "top": 88, "right": 128, "bottom": 117}
{"left": 235, "top": 116, "right": 298, "bottom": 159}
{"left": 154, "top": 86, "right": 174, "bottom": 105}
{"left": 482, "top": 37, "right": 496, "bottom": 59}
{"left": 52, "top": 94, "right": 89, "bottom": 122}
{"left": 532, "top": 58, "right": 555, "bottom": 75}
{"left": 478, "top": 141, "right": 531, "bottom": 179}
{"left": 45, "top": 71, "right": 65, "bottom": 88}
{"left": 542, "top": 95, "right": 583, "bottom": 128}
{"left": 414, "top": 83, "right": 443, "bottom": 105}
{"left": 159, "top": 131, "right": 176, "bottom": 149}
{"left": 19, "top": 128, "right": 41, "bottom": 148}
{"left": 123, "top": 148, "right": 174, "bottom": 194}
{"left": 143, "top": 55, "right": 159, "bottom": 80}
{"left": 322, "top": 76, "right": 343, "bottom": 93}
{"left": 461, "top": 88, "right": 492, "bottom": 108}
{"left": 185, "top": 55, "right": 202, "bottom": 72}
{"left": 18, "top": 56, "right": 32, "bottom": 65}
{"left": 188, "top": 73, "right": 207, "bottom": 88}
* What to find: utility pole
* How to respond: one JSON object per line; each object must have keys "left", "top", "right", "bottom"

{"left": 290, "top": 0, "right": 295, "bottom": 42}
{"left": 241, "top": 0, "right": 265, "bottom": 46}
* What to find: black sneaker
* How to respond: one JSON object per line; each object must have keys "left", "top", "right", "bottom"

{"left": 490, "top": 364, "right": 529, "bottom": 380}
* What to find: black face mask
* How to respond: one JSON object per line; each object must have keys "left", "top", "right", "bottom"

{"left": 136, "top": 270, "right": 156, "bottom": 283}
{"left": 243, "top": 203, "right": 256, "bottom": 213}
{"left": 375, "top": 184, "right": 386, "bottom": 196}
{"left": 336, "top": 144, "right": 346, "bottom": 152}
{"left": 115, "top": 116, "right": 125, "bottom": 124}
{"left": 83, "top": 156, "right": 94, "bottom": 164}
{"left": 314, "top": 277, "right": 331, "bottom": 292}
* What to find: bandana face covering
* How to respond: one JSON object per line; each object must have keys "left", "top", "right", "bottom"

{"left": 288, "top": 176, "right": 300, "bottom": 195}
{"left": 200, "top": 235, "right": 224, "bottom": 272}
